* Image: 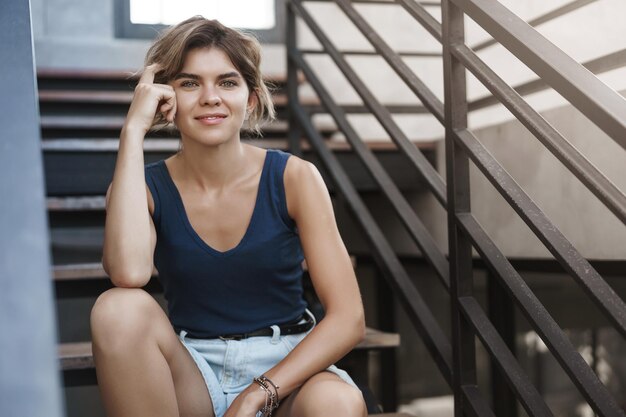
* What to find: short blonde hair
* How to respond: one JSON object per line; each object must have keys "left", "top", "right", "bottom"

{"left": 143, "top": 16, "right": 276, "bottom": 136}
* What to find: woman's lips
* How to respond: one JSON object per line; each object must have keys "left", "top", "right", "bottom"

{"left": 195, "top": 115, "right": 227, "bottom": 125}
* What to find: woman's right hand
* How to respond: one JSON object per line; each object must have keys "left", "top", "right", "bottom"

{"left": 123, "top": 63, "right": 177, "bottom": 136}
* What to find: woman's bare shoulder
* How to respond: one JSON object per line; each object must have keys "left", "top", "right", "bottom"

{"left": 283, "top": 154, "right": 327, "bottom": 217}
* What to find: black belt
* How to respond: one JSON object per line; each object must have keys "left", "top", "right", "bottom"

{"left": 184, "top": 313, "right": 315, "bottom": 341}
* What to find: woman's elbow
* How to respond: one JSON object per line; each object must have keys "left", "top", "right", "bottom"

{"left": 350, "top": 308, "right": 366, "bottom": 345}
{"left": 354, "top": 314, "right": 366, "bottom": 345}
{"left": 106, "top": 265, "right": 152, "bottom": 288}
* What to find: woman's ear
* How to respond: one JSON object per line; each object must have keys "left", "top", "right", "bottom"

{"left": 247, "top": 90, "right": 259, "bottom": 113}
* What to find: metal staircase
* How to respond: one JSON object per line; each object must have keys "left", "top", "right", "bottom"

{"left": 284, "top": 0, "right": 626, "bottom": 415}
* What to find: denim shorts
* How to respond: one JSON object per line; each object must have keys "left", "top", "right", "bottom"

{"left": 177, "top": 309, "right": 359, "bottom": 417}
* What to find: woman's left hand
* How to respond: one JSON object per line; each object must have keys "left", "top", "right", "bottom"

{"left": 224, "top": 384, "right": 267, "bottom": 417}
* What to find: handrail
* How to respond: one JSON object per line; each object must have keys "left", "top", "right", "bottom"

{"left": 452, "top": 43, "right": 626, "bottom": 225}
{"left": 469, "top": 48, "right": 626, "bottom": 111}
{"left": 452, "top": 0, "right": 626, "bottom": 150}
{"left": 335, "top": 0, "right": 445, "bottom": 123}
{"left": 290, "top": 47, "right": 450, "bottom": 288}
{"left": 471, "top": 0, "right": 598, "bottom": 51}
{"left": 458, "top": 296, "right": 553, "bottom": 417}
{"left": 456, "top": 213, "right": 625, "bottom": 416}
{"left": 290, "top": 0, "right": 448, "bottom": 207}
{"left": 454, "top": 128, "right": 626, "bottom": 338}
{"left": 300, "top": 48, "right": 442, "bottom": 57}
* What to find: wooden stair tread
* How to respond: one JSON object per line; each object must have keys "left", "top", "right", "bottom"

{"left": 53, "top": 257, "right": 357, "bottom": 280}
{"left": 39, "top": 116, "right": 336, "bottom": 133}
{"left": 59, "top": 328, "right": 399, "bottom": 370}
{"left": 37, "top": 68, "right": 298, "bottom": 84}
{"left": 38, "top": 89, "right": 428, "bottom": 116}
{"left": 41, "top": 137, "right": 436, "bottom": 154}
{"left": 39, "top": 90, "right": 134, "bottom": 103}
{"left": 39, "top": 89, "right": 319, "bottom": 107}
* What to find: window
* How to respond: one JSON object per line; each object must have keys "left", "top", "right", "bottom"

{"left": 115, "top": 0, "right": 285, "bottom": 43}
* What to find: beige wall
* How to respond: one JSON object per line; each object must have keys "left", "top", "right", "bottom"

{"left": 414, "top": 90, "right": 626, "bottom": 259}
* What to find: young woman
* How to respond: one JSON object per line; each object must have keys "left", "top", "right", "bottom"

{"left": 91, "top": 16, "right": 367, "bottom": 417}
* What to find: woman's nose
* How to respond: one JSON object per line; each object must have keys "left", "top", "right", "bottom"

{"left": 201, "top": 88, "right": 222, "bottom": 106}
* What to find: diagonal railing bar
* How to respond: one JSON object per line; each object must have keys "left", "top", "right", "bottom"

{"left": 306, "top": 104, "right": 430, "bottom": 114}
{"left": 289, "top": 97, "right": 454, "bottom": 384}
{"left": 451, "top": 0, "right": 626, "bottom": 150}
{"left": 462, "top": 385, "right": 498, "bottom": 417}
{"left": 396, "top": 0, "right": 443, "bottom": 43}
{"left": 469, "top": 48, "right": 626, "bottom": 112}
{"left": 471, "top": 0, "right": 598, "bottom": 52}
{"left": 453, "top": 128, "right": 626, "bottom": 338}
{"left": 301, "top": 48, "right": 442, "bottom": 58}
{"left": 458, "top": 296, "right": 554, "bottom": 417}
{"left": 456, "top": 212, "right": 626, "bottom": 417}
{"left": 312, "top": 0, "right": 441, "bottom": 4}
{"left": 290, "top": 47, "right": 450, "bottom": 289}
{"left": 452, "top": 43, "right": 626, "bottom": 225}
{"left": 290, "top": 0, "right": 448, "bottom": 207}
{"left": 335, "top": 0, "right": 445, "bottom": 123}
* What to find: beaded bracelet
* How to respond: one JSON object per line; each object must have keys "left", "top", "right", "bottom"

{"left": 253, "top": 375, "right": 280, "bottom": 416}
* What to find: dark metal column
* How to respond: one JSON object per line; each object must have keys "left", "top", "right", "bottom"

{"left": 0, "top": 1, "right": 65, "bottom": 417}
{"left": 442, "top": 1, "right": 476, "bottom": 416}
{"left": 487, "top": 271, "right": 518, "bottom": 417}
{"left": 286, "top": 0, "right": 303, "bottom": 157}
{"left": 376, "top": 269, "right": 398, "bottom": 412}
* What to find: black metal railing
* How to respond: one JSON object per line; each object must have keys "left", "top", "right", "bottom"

{"left": 285, "top": 0, "right": 626, "bottom": 416}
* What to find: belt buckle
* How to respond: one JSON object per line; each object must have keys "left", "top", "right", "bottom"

{"left": 219, "top": 334, "right": 243, "bottom": 341}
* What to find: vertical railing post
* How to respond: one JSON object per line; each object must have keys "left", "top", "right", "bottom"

{"left": 376, "top": 269, "right": 398, "bottom": 412}
{"left": 487, "top": 271, "right": 518, "bottom": 417}
{"left": 0, "top": 1, "right": 65, "bottom": 417}
{"left": 442, "top": 1, "right": 475, "bottom": 416}
{"left": 286, "top": 0, "right": 303, "bottom": 157}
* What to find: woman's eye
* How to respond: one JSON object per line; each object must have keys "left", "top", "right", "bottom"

{"left": 221, "top": 80, "right": 237, "bottom": 87}
{"left": 180, "top": 80, "right": 198, "bottom": 88}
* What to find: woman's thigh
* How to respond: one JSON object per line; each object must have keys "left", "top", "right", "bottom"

{"left": 91, "top": 287, "right": 215, "bottom": 417}
{"left": 274, "top": 371, "right": 367, "bottom": 417}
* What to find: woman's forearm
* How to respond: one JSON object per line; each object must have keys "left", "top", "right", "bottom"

{"left": 261, "top": 307, "right": 365, "bottom": 400}
{"left": 102, "top": 127, "right": 154, "bottom": 287}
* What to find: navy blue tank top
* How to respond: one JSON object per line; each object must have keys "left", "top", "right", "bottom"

{"left": 144, "top": 149, "right": 307, "bottom": 338}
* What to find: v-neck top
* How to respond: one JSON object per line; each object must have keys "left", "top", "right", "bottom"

{"left": 145, "top": 149, "right": 307, "bottom": 338}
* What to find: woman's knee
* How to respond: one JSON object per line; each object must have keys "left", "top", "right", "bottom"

{"left": 90, "top": 287, "right": 160, "bottom": 349}
{"left": 295, "top": 374, "right": 367, "bottom": 417}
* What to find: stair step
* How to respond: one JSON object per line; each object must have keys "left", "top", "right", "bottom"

{"left": 52, "top": 257, "right": 357, "bottom": 281}
{"left": 59, "top": 327, "right": 399, "bottom": 371}
{"left": 38, "top": 89, "right": 319, "bottom": 108}
{"left": 41, "top": 137, "right": 433, "bottom": 154}
{"left": 39, "top": 116, "right": 337, "bottom": 134}
{"left": 37, "top": 90, "right": 424, "bottom": 115}
{"left": 42, "top": 138, "right": 435, "bottom": 197}
{"left": 37, "top": 68, "right": 298, "bottom": 86}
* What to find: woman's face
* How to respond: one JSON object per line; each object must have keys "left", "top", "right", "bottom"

{"left": 169, "top": 47, "right": 256, "bottom": 146}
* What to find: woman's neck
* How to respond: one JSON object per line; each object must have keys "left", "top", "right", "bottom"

{"left": 174, "top": 139, "right": 248, "bottom": 192}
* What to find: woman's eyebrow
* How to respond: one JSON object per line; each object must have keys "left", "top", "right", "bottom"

{"left": 173, "top": 71, "right": 241, "bottom": 81}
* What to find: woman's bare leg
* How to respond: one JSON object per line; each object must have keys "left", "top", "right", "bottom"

{"left": 274, "top": 371, "right": 367, "bottom": 417}
{"left": 90, "top": 287, "right": 214, "bottom": 417}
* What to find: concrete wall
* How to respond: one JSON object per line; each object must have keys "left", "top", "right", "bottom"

{"left": 412, "top": 89, "right": 626, "bottom": 260}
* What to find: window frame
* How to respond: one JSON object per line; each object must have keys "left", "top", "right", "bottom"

{"left": 114, "top": 0, "right": 285, "bottom": 43}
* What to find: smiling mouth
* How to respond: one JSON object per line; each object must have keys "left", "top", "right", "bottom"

{"left": 196, "top": 115, "right": 227, "bottom": 120}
